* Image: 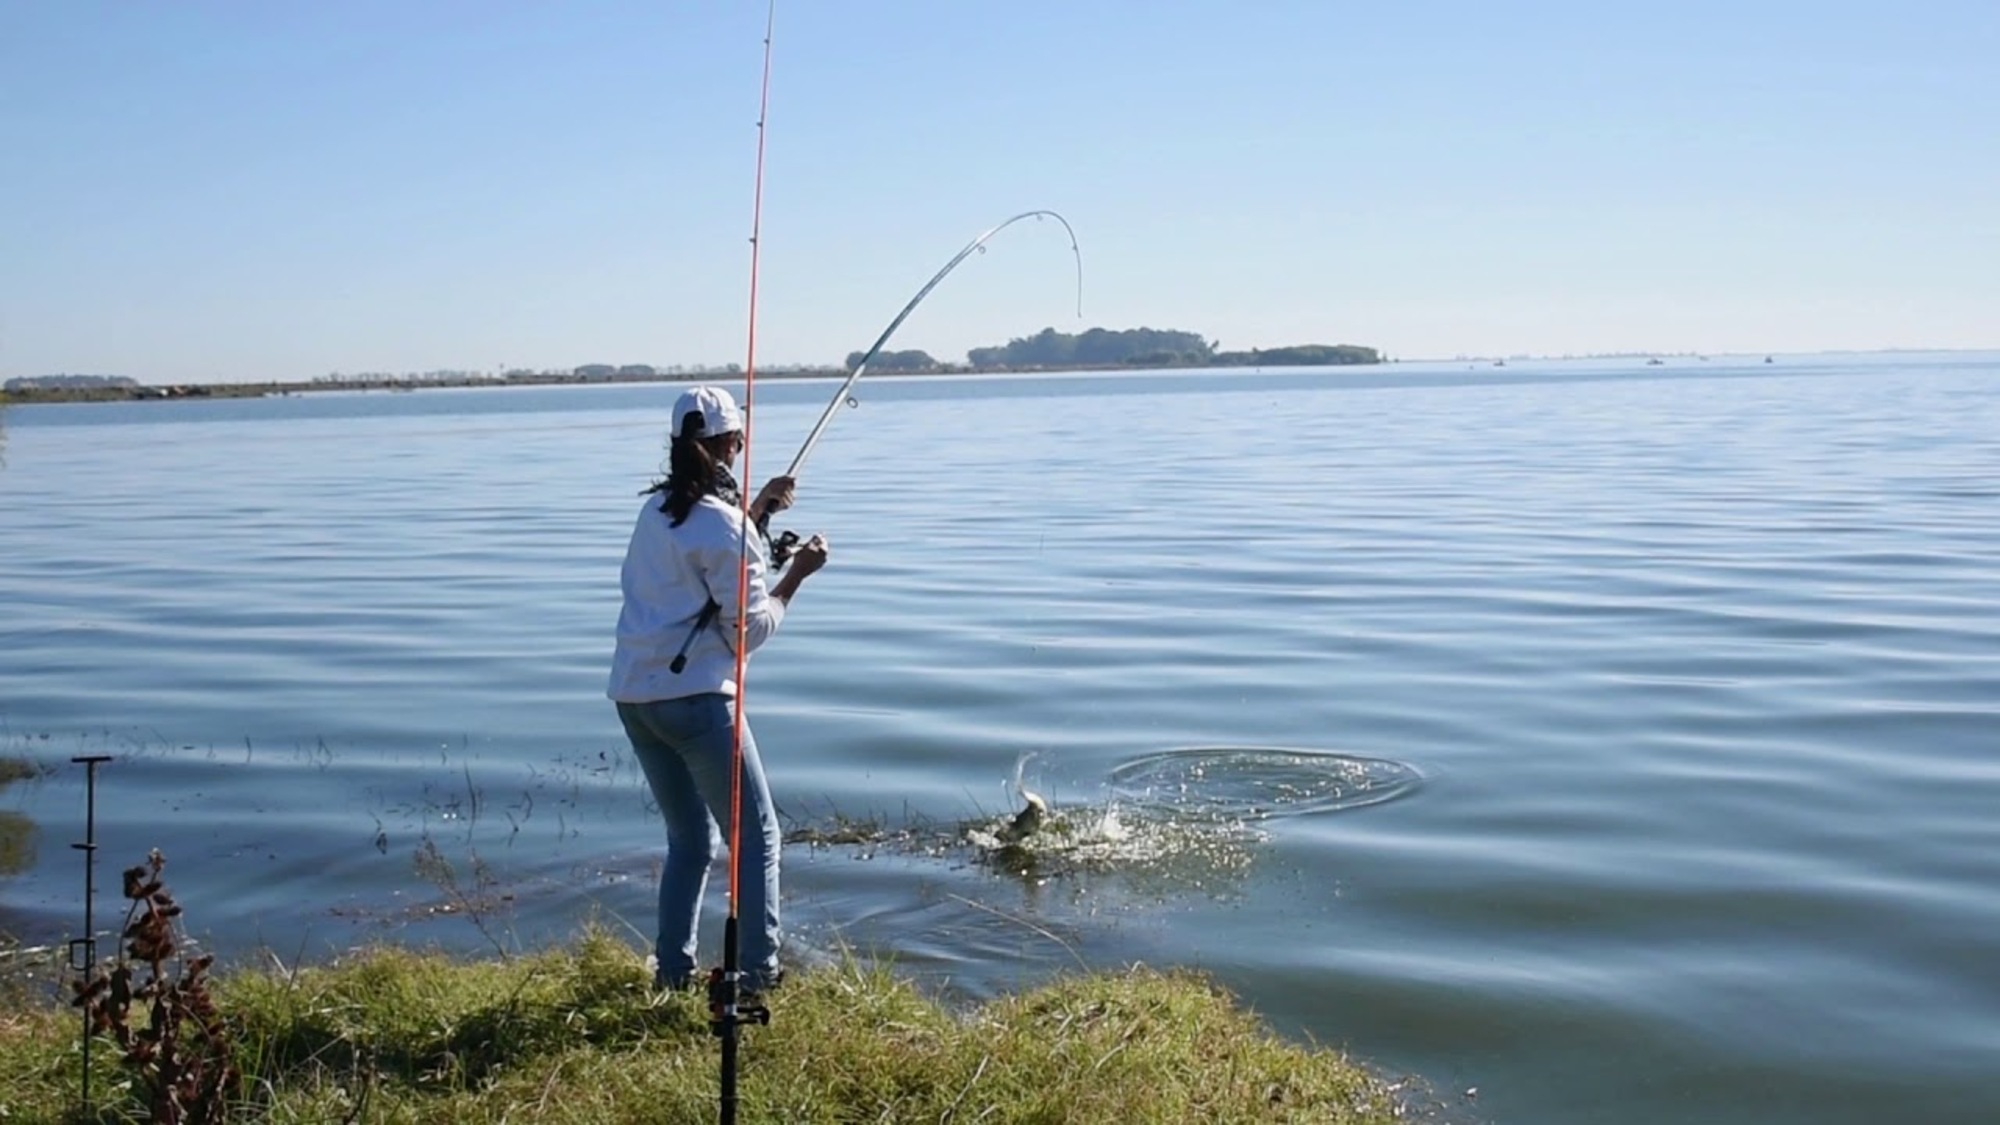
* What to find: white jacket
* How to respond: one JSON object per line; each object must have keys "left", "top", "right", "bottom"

{"left": 608, "top": 493, "right": 786, "bottom": 702}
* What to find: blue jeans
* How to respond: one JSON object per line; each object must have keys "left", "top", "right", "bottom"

{"left": 615, "top": 695, "right": 781, "bottom": 989}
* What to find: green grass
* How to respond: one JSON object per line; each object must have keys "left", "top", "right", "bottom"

{"left": 0, "top": 928, "right": 1403, "bottom": 1123}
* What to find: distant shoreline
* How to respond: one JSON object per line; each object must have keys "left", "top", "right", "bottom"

{"left": 0, "top": 361, "right": 1386, "bottom": 406}
{"left": 11, "top": 347, "right": 2000, "bottom": 407}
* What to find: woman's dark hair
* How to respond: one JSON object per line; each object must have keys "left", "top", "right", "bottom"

{"left": 642, "top": 415, "right": 733, "bottom": 526}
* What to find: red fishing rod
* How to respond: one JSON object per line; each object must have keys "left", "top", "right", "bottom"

{"left": 710, "top": 4, "right": 777, "bottom": 1123}
{"left": 702, "top": 13, "right": 1083, "bottom": 1121}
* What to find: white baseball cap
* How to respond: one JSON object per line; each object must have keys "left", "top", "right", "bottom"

{"left": 670, "top": 385, "right": 743, "bottom": 439}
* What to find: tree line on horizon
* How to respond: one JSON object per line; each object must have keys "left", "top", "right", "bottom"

{"left": 848, "top": 327, "right": 1380, "bottom": 372}
{"left": 6, "top": 327, "right": 1382, "bottom": 402}
{"left": 4, "top": 373, "right": 140, "bottom": 391}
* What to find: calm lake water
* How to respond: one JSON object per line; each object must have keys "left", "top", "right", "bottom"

{"left": 3, "top": 355, "right": 1997, "bottom": 1124}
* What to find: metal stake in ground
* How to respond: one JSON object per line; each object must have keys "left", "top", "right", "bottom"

{"left": 67, "top": 754, "right": 112, "bottom": 1117}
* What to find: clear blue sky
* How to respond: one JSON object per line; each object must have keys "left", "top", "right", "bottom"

{"left": 4, "top": 1, "right": 1995, "bottom": 382}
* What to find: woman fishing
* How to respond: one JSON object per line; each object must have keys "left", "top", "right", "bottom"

{"left": 608, "top": 384, "right": 829, "bottom": 993}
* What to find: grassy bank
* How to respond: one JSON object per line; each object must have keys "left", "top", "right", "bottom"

{"left": 0, "top": 928, "right": 1403, "bottom": 1123}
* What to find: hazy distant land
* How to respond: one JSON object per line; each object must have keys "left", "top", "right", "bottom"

{"left": 2, "top": 327, "right": 1382, "bottom": 404}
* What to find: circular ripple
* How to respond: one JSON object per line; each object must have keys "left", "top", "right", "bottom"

{"left": 1105, "top": 747, "right": 1423, "bottom": 820}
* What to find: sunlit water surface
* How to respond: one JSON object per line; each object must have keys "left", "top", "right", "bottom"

{"left": 3, "top": 355, "right": 1996, "bottom": 1125}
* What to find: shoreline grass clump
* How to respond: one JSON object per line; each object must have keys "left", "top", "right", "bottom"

{"left": 2, "top": 925, "right": 1405, "bottom": 1123}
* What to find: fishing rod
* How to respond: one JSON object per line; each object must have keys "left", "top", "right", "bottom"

{"left": 781, "top": 209, "right": 1085, "bottom": 480}
{"left": 711, "top": 4, "right": 777, "bottom": 1124}
{"left": 701, "top": 18, "right": 1081, "bottom": 1118}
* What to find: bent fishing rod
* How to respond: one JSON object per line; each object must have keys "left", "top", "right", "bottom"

{"left": 668, "top": 209, "right": 1085, "bottom": 675}
{"left": 781, "top": 208, "right": 1084, "bottom": 480}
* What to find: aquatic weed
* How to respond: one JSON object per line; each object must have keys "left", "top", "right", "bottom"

{"left": 70, "top": 849, "right": 240, "bottom": 1123}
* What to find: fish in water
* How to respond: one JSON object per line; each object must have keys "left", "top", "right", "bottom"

{"left": 998, "top": 788, "right": 1049, "bottom": 843}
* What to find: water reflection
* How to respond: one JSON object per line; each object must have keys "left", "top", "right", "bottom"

{"left": 0, "top": 756, "right": 41, "bottom": 880}
{"left": 0, "top": 812, "right": 31, "bottom": 878}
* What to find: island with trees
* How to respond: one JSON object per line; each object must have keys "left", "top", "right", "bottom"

{"left": 963, "top": 327, "right": 1378, "bottom": 371}
{"left": 856, "top": 327, "right": 1380, "bottom": 373}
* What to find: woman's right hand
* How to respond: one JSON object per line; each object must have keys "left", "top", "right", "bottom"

{"left": 771, "top": 534, "right": 828, "bottom": 605}
{"left": 789, "top": 533, "right": 829, "bottom": 578}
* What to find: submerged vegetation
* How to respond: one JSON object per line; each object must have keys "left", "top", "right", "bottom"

{"left": 3, "top": 924, "right": 1406, "bottom": 1123}
{"left": 0, "top": 753, "right": 45, "bottom": 878}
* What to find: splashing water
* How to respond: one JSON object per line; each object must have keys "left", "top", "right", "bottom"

{"left": 965, "top": 747, "right": 1422, "bottom": 881}
{"left": 791, "top": 746, "right": 1423, "bottom": 890}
